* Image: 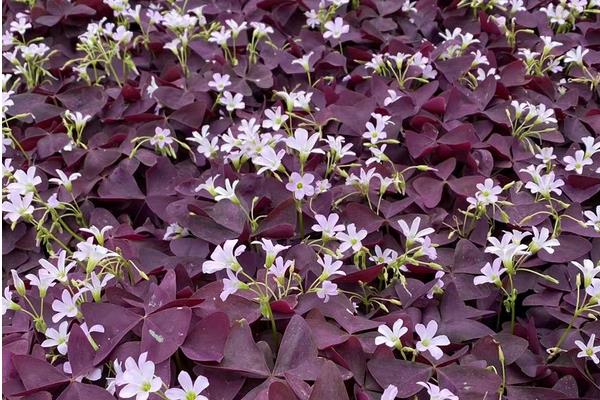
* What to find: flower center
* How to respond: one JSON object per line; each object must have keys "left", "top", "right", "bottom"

{"left": 142, "top": 382, "right": 152, "bottom": 392}
{"left": 186, "top": 392, "right": 198, "bottom": 400}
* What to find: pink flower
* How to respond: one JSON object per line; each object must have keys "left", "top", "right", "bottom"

{"left": 286, "top": 172, "right": 315, "bottom": 200}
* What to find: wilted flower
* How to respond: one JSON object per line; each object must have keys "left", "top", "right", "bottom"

{"left": 163, "top": 222, "right": 190, "bottom": 240}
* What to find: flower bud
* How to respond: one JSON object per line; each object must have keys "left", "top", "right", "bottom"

{"left": 11, "top": 270, "right": 26, "bottom": 296}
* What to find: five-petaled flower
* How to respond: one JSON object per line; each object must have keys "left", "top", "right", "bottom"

{"left": 150, "top": 127, "right": 173, "bottom": 149}
{"left": 202, "top": 239, "right": 246, "bottom": 273}
{"left": 119, "top": 352, "right": 163, "bottom": 400}
{"left": 375, "top": 318, "right": 408, "bottom": 348}
{"left": 473, "top": 258, "right": 506, "bottom": 286}
{"left": 323, "top": 17, "right": 349, "bottom": 40}
{"left": 415, "top": 320, "right": 450, "bottom": 360}
{"left": 165, "top": 371, "right": 209, "bottom": 400}
{"left": 286, "top": 172, "right": 315, "bottom": 200}
{"left": 575, "top": 334, "right": 600, "bottom": 364}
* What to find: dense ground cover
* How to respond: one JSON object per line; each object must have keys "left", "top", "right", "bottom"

{"left": 3, "top": 0, "right": 600, "bottom": 399}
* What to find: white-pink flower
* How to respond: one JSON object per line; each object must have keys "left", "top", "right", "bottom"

{"left": 381, "top": 384, "right": 398, "bottom": 400}
{"left": 311, "top": 213, "right": 345, "bottom": 238}
{"left": 202, "top": 239, "right": 246, "bottom": 273}
{"left": 416, "top": 381, "right": 459, "bottom": 400}
{"left": 415, "top": 320, "right": 450, "bottom": 360}
{"left": 316, "top": 280, "right": 338, "bottom": 303}
{"left": 473, "top": 258, "right": 506, "bottom": 286}
{"left": 336, "top": 223, "right": 367, "bottom": 253}
{"left": 398, "top": 217, "right": 434, "bottom": 244}
{"left": 208, "top": 73, "right": 231, "bottom": 92}
{"left": 119, "top": 352, "right": 163, "bottom": 400}
{"left": 150, "top": 127, "right": 173, "bottom": 149}
{"left": 317, "top": 254, "right": 346, "bottom": 279}
{"left": 165, "top": 371, "right": 209, "bottom": 400}
{"left": 375, "top": 318, "right": 408, "bottom": 348}
{"left": 563, "top": 150, "right": 593, "bottom": 175}
{"left": 286, "top": 172, "right": 315, "bottom": 200}
{"left": 51, "top": 289, "right": 83, "bottom": 323}
{"left": 41, "top": 321, "right": 70, "bottom": 355}
{"left": 323, "top": 17, "right": 349, "bottom": 40}
{"left": 575, "top": 334, "right": 600, "bottom": 364}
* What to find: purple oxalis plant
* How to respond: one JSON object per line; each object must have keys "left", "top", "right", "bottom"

{"left": 2, "top": 0, "right": 600, "bottom": 399}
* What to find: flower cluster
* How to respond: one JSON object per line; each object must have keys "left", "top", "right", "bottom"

{"left": 3, "top": 0, "right": 600, "bottom": 399}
